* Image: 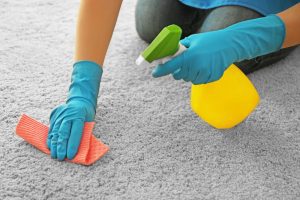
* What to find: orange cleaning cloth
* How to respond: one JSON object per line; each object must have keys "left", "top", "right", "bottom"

{"left": 16, "top": 114, "right": 109, "bottom": 165}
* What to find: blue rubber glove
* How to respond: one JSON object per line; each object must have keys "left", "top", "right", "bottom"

{"left": 47, "top": 61, "right": 102, "bottom": 160}
{"left": 152, "top": 15, "right": 285, "bottom": 84}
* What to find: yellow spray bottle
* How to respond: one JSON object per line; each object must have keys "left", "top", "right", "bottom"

{"left": 136, "top": 24, "right": 260, "bottom": 129}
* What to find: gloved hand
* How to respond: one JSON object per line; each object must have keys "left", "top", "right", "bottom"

{"left": 47, "top": 61, "right": 102, "bottom": 161}
{"left": 152, "top": 15, "right": 286, "bottom": 84}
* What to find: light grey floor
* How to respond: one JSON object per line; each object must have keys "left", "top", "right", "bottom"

{"left": 0, "top": 0, "right": 299, "bottom": 199}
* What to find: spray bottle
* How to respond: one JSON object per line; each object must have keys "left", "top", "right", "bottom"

{"left": 136, "top": 24, "right": 260, "bottom": 129}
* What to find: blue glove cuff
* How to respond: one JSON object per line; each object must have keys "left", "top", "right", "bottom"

{"left": 67, "top": 61, "right": 103, "bottom": 111}
{"left": 267, "top": 15, "right": 286, "bottom": 49}
{"left": 225, "top": 14, "right": 286, "bottom": 61}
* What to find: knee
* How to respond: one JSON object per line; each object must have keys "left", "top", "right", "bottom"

{"left": 200, "top": 6, "right": 262, "bottom": 33}
{"left": 135, "top": 0, "right": 164, "bottom": 43}
{"left": 135, "top": 0, "right": 203, "bottom": 43}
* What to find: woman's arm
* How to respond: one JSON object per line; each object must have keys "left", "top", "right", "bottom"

{"left": 152, "top": 5, "right": 298, "bottom": 83}
{"left": 75, "top": 0, "right": 122, "bottom": 66}
{"left": 47, "top": 0, "right": 122, "bottom": 161}
{"left": 277, "top": 3, "right": 300, "bottom": 48}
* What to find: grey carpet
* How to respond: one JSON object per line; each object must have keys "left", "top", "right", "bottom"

{"left": 0, "top": 0, "right": 299, "bottom": 199}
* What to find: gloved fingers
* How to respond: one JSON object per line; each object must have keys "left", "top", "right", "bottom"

{"left": 172, "top": 68, "right": 182, "bottom": 80}
{"left": 186, "top": 68, "right": 198, "bottom": 83}
{"left": 47, "top": 123, "right": 54, "bottom": 150}
{"left": 207, "top": 66, "right": 225, "bottom": 83}
{"left": 47, "top": 111, "right": 58, "bottom": 149}
{"left": 180, "top": 37, "right": 191, "bottom": 48}
{"left": 182, "top": 65, "right": 190, "bottom": 82}
{"left": 67, "top": 119, "right": 84, "bottom": 160}
{"left": 152, "top": 53, "right": 184, "bottom": 78}
{"left": 169, "top": 38, "right": 190, "bottom": 81}
{"left": 172, "top": 60, "right": 188, "bottom": 80}
{"left": 47, "top": 105, "right": 66, "bottom": 149}
{"left": 57, "top": 120, "right": 72, "bottom": 161}
{"left": 192, "top": 66, "right": 211, "bottom": 85}
{"left": 191, "top": 72, "right": 203, "bottom": 85}
{"left": 50, "top": 121, "right": 61, "bottom": 159}
{"left": 49, "top": 105, "right": 65, "bottom": 124}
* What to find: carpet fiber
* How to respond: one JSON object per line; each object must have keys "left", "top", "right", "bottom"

{"left": 0, "top": 0, "right": 299, "bottom": 199}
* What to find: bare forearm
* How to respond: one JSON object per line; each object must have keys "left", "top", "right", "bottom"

{"left": 277, "top": 3, "right": 300, "bottom": 48}
{"left": 75, "top": 0, "right": 122, "bottom": 66}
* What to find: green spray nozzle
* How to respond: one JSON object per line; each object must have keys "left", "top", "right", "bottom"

{"left": 136, "top": 24, "right": 183, "bottom": 65}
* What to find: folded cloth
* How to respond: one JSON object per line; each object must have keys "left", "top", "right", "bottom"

{"left": 16, "top": 114, "right": 109, "bottom": 165}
